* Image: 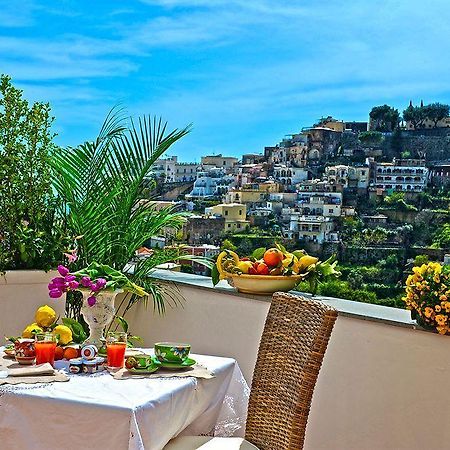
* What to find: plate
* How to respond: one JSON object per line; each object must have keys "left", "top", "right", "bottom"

{"left": 125, "top": 349, "right": 144, "bottom": 358}
{"left": 127, "top": 364, "right": 160, "bottom": 374}
{"left": 3, "top": 348, "right": 15, "bottom": 358}
{"left": 159, "top": 358, "right": 196, "bottom": 370}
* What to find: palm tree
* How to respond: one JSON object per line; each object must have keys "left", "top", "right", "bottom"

{"left": 51, "top": 108, "right": 203, "bottom": 318}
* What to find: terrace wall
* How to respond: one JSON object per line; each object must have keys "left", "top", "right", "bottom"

{"left": 3, "top": 270, "right": 450, "bottom": 449}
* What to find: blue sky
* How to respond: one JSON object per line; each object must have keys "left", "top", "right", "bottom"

{"left": 2, "top": 0, "right": 450, "bottom": 162}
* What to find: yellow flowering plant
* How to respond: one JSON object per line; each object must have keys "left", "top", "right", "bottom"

{"left": 403, "top": 262, "right": 450, "bottom": 335}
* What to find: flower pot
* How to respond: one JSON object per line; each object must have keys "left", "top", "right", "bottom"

{"left": 80, "top": 289, "right": 123, "bottom": 346}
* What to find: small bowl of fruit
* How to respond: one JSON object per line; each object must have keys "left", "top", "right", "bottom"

{"left": 213, "top": 245, "right": 338, "bottom": 296}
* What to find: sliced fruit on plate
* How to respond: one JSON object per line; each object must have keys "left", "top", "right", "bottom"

{"left": 125, "top": 356, "right": 138, "bottom": 370}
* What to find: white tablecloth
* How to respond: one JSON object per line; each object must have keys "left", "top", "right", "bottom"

{"left": 0, "top": 353, "right": 249, "bottom": 450}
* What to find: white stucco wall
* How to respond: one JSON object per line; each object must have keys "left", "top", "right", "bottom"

{"left": 0, "top": 271, "right": 66, "bottom": 337}
{"left": 125, "top": 281, "right": 450, "bottom": 450}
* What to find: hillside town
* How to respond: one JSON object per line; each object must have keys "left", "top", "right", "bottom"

{"left": 140, "top": 102, "right": 450, "bottom": 307}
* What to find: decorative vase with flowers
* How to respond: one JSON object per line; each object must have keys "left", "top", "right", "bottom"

{"left": 403, "top": 262, "right": 450, "bottom": 334}
{"left": 48, "top": 262, "right": 148, "bottom": 346}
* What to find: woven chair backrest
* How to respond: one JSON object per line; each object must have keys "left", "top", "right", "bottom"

{"left": 245, "top": 292, "right": 338, "bottom": 450}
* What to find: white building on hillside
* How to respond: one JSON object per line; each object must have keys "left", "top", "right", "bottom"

{"left": 186, "top": 167, "right": 235, "bottom": 199}
{"left": 297, "top": 191, "right": 342, "bottom": 217}
{"left": 325, "top": 164, "right": 369, "bottom": 190}
{"left": 286, "top": 215, "right": 337, "bottom": 243}
{"left": 373, "top": 159, "right": 428, "bottom": 193}
{"left": 153, "top": 156, "right": 199, "bottom": 182}
{"left": 273, "top": 165, "right": 308, "bottom": 185}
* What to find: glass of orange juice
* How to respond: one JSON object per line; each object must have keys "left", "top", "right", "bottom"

{"left": 106, "top": 332, "right": 127, "bottom": 370}
{"left": 35, "top": 333, "right": 58, "bottom": 367}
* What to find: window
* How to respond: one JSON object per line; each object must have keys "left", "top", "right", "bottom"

{"left": 227, "top": 224, "right": 231, "bottom": 228}
{"left": 223, "top": 161, "right": 226, "bottom": 165}
{"left": 237, "top": 223, "right": 241, "bottom": 229}
{"left": 225, "top": 210, "right": 228, "bottom": 216}
{"left": 239, "top": 210, "right": 242, "bottom": 215}
{"left": 329, "top": 209, "right": 334, "bottom": 214}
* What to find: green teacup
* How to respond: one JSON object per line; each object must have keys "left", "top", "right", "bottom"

{"left": 154, "top": 342, "right": 191, "bottom": 363}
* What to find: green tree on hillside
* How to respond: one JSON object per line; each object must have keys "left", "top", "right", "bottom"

{"left": 403, "top": 104, "right": 425, "bottom": 129}
{"left": 424, "top": 103, "right": 450, "bottom": 127}
{"left": 369, "top": 105, "right": 400, "bottom": 131}
{"left": 433, "top": 223, "right": 450, "bottom": 249}
{"left": 403, "top": 102, "right": 450, "bottom": 129}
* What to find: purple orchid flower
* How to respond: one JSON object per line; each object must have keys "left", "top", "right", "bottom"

{"left": 64, "top": 275, "right": 76, "bottom": 282}
{"left": 81, "top": 276, "right": 91, "bottom": 287}
{"left": 64, "top": 250, "right": 78, "bottom": 264}
{"left": 68, "top": 280, "right": 79, "bottom": 290}
{"left": 87, "top": 296, "right": 97, "bottom": 307}
{"left": 57, "top": 265, "right": 70, "bottom": 277}
{"left": 96, "top": 278, "right": 107, "bottom": 289}
{"left": 52, "top": 277, "right": 66, "bottom": 286}
{"left": 49, "top": 289, "right": 63, "bottom": 299}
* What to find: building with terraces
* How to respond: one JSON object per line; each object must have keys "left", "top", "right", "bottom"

{"left": 371, "top": 158, "right": 428, "bottom": 194}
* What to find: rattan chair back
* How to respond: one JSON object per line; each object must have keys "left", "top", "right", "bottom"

{"left": 245, "top": 292, "right": 337, "bottom": 450}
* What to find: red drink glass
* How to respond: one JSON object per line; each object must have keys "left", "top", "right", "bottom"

{"left": 35, "top": 333, "right": 58, "bottom": 367}
{"left": 106, "top": 332, "right": 127, "bottom": 370}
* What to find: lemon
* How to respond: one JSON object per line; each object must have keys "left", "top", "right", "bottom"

{"left": 35, "top": 305, "right": 57, "bottom": 328}
{"left": 52, "top": 325, "right": 73, "bottom": 345}
{"left": 282, "top": 253, "right": 298, "bottom": 268}
{"left": 294, "top": 255, "right": 319, "bottom": 274}
{"left": 22, "top": 323, "right": 43, "bottom": 338}
{"left": 237, "top": 261, "right": 253, "bottom": 274}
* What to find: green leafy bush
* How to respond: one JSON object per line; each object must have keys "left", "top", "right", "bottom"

{"left": 0, "top": 75, "right": 70, "bottom": 271}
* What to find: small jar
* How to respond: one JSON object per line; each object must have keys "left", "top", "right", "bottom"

{"left": 81, "top": 344, "right": 98, "bottom": 360}
{"left": 69, "top": 358, "right": 83, "bottom": 374}
{"left": 82, "top": 360, "right": 97, "bottom": 374}
{"left": 95, "top": 356, "right": 105, "bottom": 372}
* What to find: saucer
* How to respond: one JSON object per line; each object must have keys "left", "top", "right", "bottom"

{"left": 128, "top": 364, "right": 160, "bottom": 374}
{"left": 159, "top": 358, "right": 196, "bottom": 370}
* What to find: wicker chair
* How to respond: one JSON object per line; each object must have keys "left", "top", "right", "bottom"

{"left": 165, "top": 292, "right": 338, "bottom": 450}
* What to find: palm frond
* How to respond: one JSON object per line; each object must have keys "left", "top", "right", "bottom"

{"left": 51, "top": 107, "right": 192, "bottom": 316}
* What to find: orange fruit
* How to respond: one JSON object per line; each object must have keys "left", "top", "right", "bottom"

{"left": 63, "top": 347, "right": 78, "bottom": 360}
{"left": 263, "top": 248, "right": 284, "bottom": 267}
{"left": 54, "top": 346, "right": 64, "bottom": 361}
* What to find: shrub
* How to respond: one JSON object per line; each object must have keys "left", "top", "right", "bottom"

{"left": 0, "top": 75, "right": 70, "bottom": 271}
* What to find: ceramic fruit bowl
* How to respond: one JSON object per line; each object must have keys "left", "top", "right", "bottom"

{"left": 227, "top": 273, "right": 303, "bottom": 295}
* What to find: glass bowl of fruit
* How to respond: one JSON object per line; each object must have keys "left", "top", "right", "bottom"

{"left": 213, "top": 245, "right": 338, "bottom": 295}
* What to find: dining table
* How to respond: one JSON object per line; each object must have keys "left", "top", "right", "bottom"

{"left": 0, "top": 350, "right": 249, "bottom": 450}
